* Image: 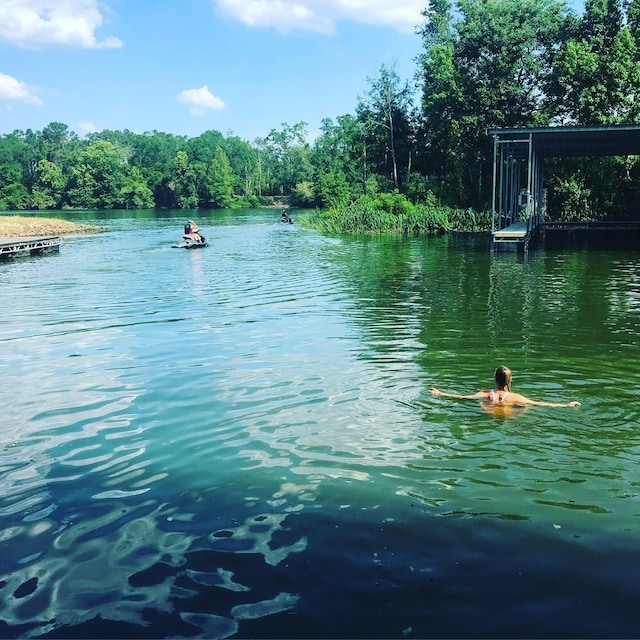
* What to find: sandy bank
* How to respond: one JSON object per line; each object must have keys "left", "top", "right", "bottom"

{"left": 0, "top": 216, "right": 103, "bottom": 238}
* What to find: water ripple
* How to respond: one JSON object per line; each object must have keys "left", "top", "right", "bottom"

{"left": 2, "top": 218, "right": 640, "bottom": 637}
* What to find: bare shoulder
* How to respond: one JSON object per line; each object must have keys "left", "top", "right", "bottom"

{"left": 507, "top": 392, "right": 532, "bottom": 406}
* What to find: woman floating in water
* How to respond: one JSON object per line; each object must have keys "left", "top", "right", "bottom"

{"left": 430, "top": 365, "right": 580, "bottom": 411}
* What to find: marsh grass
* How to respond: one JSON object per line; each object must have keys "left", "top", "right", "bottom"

{"left": 299, "top": 193, "right": 491, "bottom": 235}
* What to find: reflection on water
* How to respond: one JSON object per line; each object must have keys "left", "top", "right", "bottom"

{"left": 1, "top": 210, "right": 640, "bottom": 638}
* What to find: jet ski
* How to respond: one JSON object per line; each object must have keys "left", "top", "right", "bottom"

{"left": 172, "top": 234, "right": 209, "bottom": 249}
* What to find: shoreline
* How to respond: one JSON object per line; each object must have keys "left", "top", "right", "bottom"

{"left": 0, "top": 215, "right": 103, "bottom": 238}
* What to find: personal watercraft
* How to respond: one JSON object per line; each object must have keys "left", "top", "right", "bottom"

{"left": 172, "top": 234, "right": 209, "bottom": 249}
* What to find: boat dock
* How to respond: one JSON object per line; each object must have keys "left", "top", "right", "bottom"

{"left": 491, "top": 220, "right": 538, "bottom": 251}
{"left": 0, "top": 236, "right": 62, "bottom": 259}
{"left": 489, "top": 124, "right": 640, "bottom": 252}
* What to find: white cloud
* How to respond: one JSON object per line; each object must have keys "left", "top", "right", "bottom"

{"left": 213, "top": 0, "right": 425, "bottom": 34}
{"left": 178, "top": 86, "right": 226, "bottom": 116}
{"left": 0, "top": 71, "right": 43, "bottom": 105}
{"left": 77, "top": 121, "right": 99, "bottom": 135}
{"left": 0, "top": 0, "right": 122, "bottom": 49}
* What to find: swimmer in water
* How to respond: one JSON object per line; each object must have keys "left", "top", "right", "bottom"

{"left": 429, "top": 365, "right": 581, "bottom": 409}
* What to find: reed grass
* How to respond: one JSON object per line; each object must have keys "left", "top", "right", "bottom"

{"left": 298, "top": 194, "right": 491, "bottom": 235}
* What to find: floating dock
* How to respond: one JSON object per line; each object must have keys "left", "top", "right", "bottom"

{"left": 0, "top": 236, "right": 61, "bottom": 259}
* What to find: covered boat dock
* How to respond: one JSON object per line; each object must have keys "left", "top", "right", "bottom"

{"left": 488, "top": 124, "right": 640, "bottom": 251}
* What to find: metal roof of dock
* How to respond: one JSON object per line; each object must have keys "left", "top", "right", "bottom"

{"left": 487, "top": 124, "right": 640, "bottom": 158}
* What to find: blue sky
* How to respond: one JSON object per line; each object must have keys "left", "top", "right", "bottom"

{"left": 0, "top": 0, "right": 428, "bottom": 142}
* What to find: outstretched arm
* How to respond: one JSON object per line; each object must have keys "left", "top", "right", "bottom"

{"left": 526, "top": 399, "right": 580, "bottom": 408}
{"left": 510, "top": 392, "right": 580, "bottom": 408}
{"left": 430, "top": 388, "right": 488, "bottom": 400}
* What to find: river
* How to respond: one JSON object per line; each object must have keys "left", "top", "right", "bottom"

{"left": 1, "top": 208, "right": 639, "bottom": 638}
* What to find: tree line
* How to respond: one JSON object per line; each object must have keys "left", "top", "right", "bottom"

{"left": 2, "top": 0, "right": 640, "bottom": 222}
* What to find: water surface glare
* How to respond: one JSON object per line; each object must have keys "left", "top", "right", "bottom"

{"left": 1, "top": 209, "right": 640, "bottom": 638}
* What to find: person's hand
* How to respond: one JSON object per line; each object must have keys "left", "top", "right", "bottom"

{"left": 430, "top": 388, "right": 441, "bottom": 396}
{"left": 568, "top": 400, "right": 581, "bottom": 407}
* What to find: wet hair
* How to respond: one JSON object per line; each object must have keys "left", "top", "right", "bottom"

{"left": 494, "top": 365, "right": 512, "bottom": 392}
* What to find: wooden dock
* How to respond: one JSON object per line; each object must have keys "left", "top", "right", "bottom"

{"left": 0, "top": 235, "right": 61, "bottom": 259}
{"left": 492, "top": 221, "right": 538, "bottom": 252}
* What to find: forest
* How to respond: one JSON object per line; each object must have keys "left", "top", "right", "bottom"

{"left": 2, "top": 0, "right": 640, "bottom": 228}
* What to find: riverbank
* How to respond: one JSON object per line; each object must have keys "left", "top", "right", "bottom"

{"left": 0, "top": 215, "right": 103, "bottom": 238}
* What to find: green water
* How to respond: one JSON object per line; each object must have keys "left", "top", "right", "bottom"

{"left": 0, "top": 209, "right": 639, "bottom": 638}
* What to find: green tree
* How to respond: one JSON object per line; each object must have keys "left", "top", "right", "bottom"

{"left": 0, "top": 183, "right": 29, "bottom": 210}
{"left": 290, "top": 181, "right": 316, "bottom": 207}
{"left": 312, "top": 115, "right": 368, "bottom": 199}
{"left": 252, "top": 136, "right": 269, "bottom": 197}
{"left": 30, "top": 159, "right": 65, "bottom": 209}
{"left": 551, "top": 0, "right": 640, "bottom": 124}
{"left": 357, "top": 63, "right": 414, "bottom": 192}
{"left": 127, "top": 130, "right": 185, "bottom": 208}
{"left": 224, "top": 135, "right": 260, "bottom": 197}
{"left": 545, "top": 0, "right": 640, "bottom": 219}
{"left": 417, "top": 0, "right": 572, "bottom": 208}
{"left": 120, "top": 166, "right": 154, "bottom": 209}
{"left": 0, "top": 135, "right": 26, "bottom": 209}
{"left": 206, "top": 146, "right": 234, "bottom": 208}
{"left": 187, "top": 130, "right": 226, "bottom": 166}
{"left": 0, "top": 130, "right": 43, "bottom": 197}
{"left": 40, "top": 122, "right": 76, "bottom": 165}
{"left": 37, "top": 122, "right": 77, "bottom": 193}
{"left": 170, "top": 150, "right": 198, "bottom": 209}
{"left": 316, "top": 170, "right": 351, "bottom": 209}
{"left": 261, "top": 122, "right": 312, "bottom": 195}
{"left": 66, "top": 139, "right": 129, "bottom": 209}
